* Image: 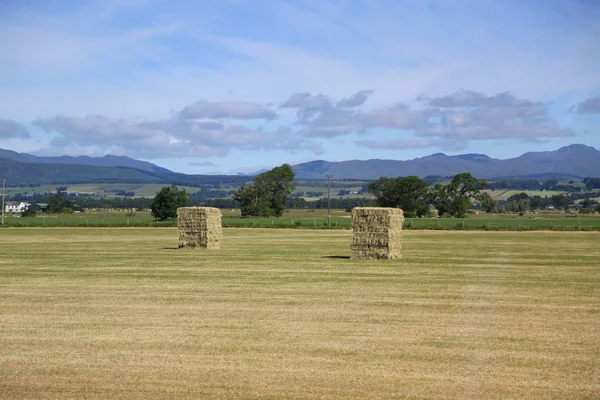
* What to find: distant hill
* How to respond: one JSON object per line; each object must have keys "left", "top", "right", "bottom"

{"left": 0, "top": 157, "right": 250, "bottom": 187}
{"left": 0, "top": 148, "right": 171, "bottom": 173}
{"left": 1, "top": 144, "right": 598, "bottom": 186}
{"left": 291, "top": 144, "right": 600, "bottom": 180}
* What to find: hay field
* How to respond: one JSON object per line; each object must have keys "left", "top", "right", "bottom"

{"left": 1, "top": 228, "right": 599, "bottom": 399}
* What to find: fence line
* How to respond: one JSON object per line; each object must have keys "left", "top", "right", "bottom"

{"left": 1, "top": 216, "right": 599, "bottom": 231}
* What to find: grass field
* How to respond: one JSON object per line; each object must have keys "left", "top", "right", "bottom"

{"left": 2, "top": 209, "right": 600, "bottom": 230}
{"left": 1, "top": 228, "right": 599, "bottom": 399}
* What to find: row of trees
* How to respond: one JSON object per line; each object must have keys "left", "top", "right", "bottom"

{"left": 368, "top": 173, "right": 488, "bottom": 217}
{"left": 504, "top": 192, "right": 599, "bottom": 213}
{"left": 368, "top": 174, "right": 600, "bottom": 216}
{"left": 149, "top": 164, "right": 297, "bottom": 220}
{"left": 22, "top": 168, "right": 600, "bottom": 221}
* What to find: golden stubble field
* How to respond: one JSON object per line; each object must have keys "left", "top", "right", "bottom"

{"left": 0, "top": 228, "right": 598, "bottom": 399}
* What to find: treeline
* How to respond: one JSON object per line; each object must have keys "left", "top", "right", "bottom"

{"left": 583, "top": 177, "right": 600, "bottom": 190}
{"left": 487, "top": 179, "right": 589, "bottom": 191}
{"left": 503, "top": 192, "right": 599, "bottom": 214}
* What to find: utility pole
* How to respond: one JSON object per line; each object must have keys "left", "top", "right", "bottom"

{"left": 1, "top": 176, "right": 6, "bottom": 226}
{"left": 327, "top": 174, "right": 333, "bottom": 227}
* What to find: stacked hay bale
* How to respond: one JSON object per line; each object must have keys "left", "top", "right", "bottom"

{"left": 177, "top": 207, "right": 222, "bottom": 249}
{"left": 351, "top": 207, "right": 404, "bottom": 259}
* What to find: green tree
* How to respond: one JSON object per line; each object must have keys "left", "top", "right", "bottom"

{"left": 430, "top": 173, "right": 487, "bottom": 217}
{"left": 368, "top": 176, "right": 429, "bottom": 217}
{"left": 529, "top": 195, "right": 549, "bottom": 210}
{"left": 22, "top": 208, "right": 38, "bottom": 217}
{"left": 550, "top": 194, "right": 573, "bottom": 210}
{"left": 477, "top": 192, "right": 498, "bottom": 213}
{"left": 233, "top": 164, "right": 296, "bottom": 217}
{"left": 580, "top": 197, "right": 594, "bottom": 209}
{"left": 46, "top": 191, "right": 74, "bottom": 214}
{"left": 151, "top": 185, "right": 188, "bottom": 221}
{"left": 507, "top": 192, "right": 529, "bottom": 203}
{"left": 508, "top": 198, "right": 530, "bottom": 214}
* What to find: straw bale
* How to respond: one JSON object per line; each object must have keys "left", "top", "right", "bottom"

{"left": 351, "top": 207, "right": 404, "bottom": 259}
{"left": 177, "top": 207, "right": 222, "bottom": 249}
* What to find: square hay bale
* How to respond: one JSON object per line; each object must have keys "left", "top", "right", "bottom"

{"left": 351, "top": 207, "right": 404, "bottom": 259}
{"left": 178, "top": 207, "right": 222, "bottom": 249}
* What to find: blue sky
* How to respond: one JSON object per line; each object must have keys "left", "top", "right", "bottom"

{"left": 1, "top": 0, "right": 599, "bottom": 174}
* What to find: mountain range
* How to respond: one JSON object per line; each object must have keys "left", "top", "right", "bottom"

{"left": 291, "top": 144, "right": 600, "bottom": 180}
{"left": 0, "top": 148, "right": 170, "bottom": 173}
{"left": 0, "top": 144, "right": 598, "bottom": 186}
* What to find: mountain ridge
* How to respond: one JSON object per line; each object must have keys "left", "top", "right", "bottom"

{"left": 0, "top": 149, "right": 171, "bottom": 173}
{"left": 290, "top": 144, "right": 600, "bottom": 179}
{"left": 0, "top": 144, "right": 598, "bottom": 185}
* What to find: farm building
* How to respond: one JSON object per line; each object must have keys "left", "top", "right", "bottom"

{"left": 4, "top": 201, "right": 32, "bottom": 213}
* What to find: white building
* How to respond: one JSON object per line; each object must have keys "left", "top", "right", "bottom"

{"left": 5, "top": 201, "right": 31, "bottom": 213}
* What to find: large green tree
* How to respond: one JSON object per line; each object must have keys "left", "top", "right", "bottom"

{"left": 550, "top": 194, "right": 573, "bottom": 210}
{"left": 368, "top": 176, "right": 429, "bottom": 217}
{"left": 233, "top": 164, "right": 296, "bottom": 217}
{"left": 46, "top": 191, "right": 74, "bottom": 214}
{"left": 430, "top": 173, "right": 487, "bottom": 217}
{"left": 151, "top": 185, "right": 188, "bottom": 221}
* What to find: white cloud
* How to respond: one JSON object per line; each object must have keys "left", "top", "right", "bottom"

{"left": 32, "top": 101, "right": 322, "bottom": 159}
{"left": 29, "top": 90, "right": 575, "bottom": 157}
{"left": 180, "top": 101, "right": 276, "bottom": 120}
{"left": 188, "top": 161, "right": 217, "bottom": 167}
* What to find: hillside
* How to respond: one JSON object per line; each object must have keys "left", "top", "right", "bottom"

{"left": 0, "top": 149, "right": 170, "bottom": 173}
{"left": 0, "top": 158, "right": 250, "bottom": 187}
{"left": 291, "top": 144, "right": 600, "bottom": 179}
{"left": 1, "top": 144, "right": 599, "bottom": 185}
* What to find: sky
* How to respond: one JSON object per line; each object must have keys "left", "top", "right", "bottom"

{"left": 1, "top": 0, "right": 599, "bottom": 175}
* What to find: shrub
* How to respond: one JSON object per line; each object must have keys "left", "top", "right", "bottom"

{"left": 22, "top": 208, "right": 38, "bottom": 218}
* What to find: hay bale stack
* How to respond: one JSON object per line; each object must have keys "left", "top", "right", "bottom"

{"left": 351, "top": 207, "right": 404, "bottom": 259}
{"left": 177, "top": 207, "right": 222, "bottom": 249}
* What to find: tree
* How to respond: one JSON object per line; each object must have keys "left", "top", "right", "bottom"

{"left": 529, "top": 195, "right": 549, "bottom": 210}
{"left": 583, "top": 177, "right": 600, "bottom": 190}
{"left": 151, "top": 185, "right": 188, "bottom": 221}
{"left": 508, "top": 198, "right": 530, "bottom": 214}
{"left": 22, "top": 208, "right": 37, "bottom": 217}
{"left": 550, "top": 194, "right": 573, "bottom": 210}
{"left": 368, "top": 176, "right": 429, "bottom": 217}
{"left": 581, "top": 197, "right": 594, "bottom": 209}
{"left": 430, "top": 173, "right": 487, "bottom": 217}
{"left": 507, "top": 192, "right": 529, "bottom": 203}
{"left": 233, "top": 164, "right": 296, "bottom": 217}
{"left": 542, "top": 179, "right": 558, "bottom": 191}
{"left": 477, "top": 192, "right": 498, "bottom": 213}
{"left": 46, "top": 191, "right": 74, "bottom": 214}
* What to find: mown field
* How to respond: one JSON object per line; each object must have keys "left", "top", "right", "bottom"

{"left": 1, "top": 228, "right": 598, "bottom": 399}
{"left": 2, "top": 209, "right": 600, "bottom": 230}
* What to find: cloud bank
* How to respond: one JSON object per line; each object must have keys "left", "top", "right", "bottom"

{"left": 26, "top": 89, "right": 581, "bottom": 159}
{"left": 570, "top": 97, "right": 600, "bottom": 114}
{"left": 0, "top": 119, "right": 30, "bottom": 139}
